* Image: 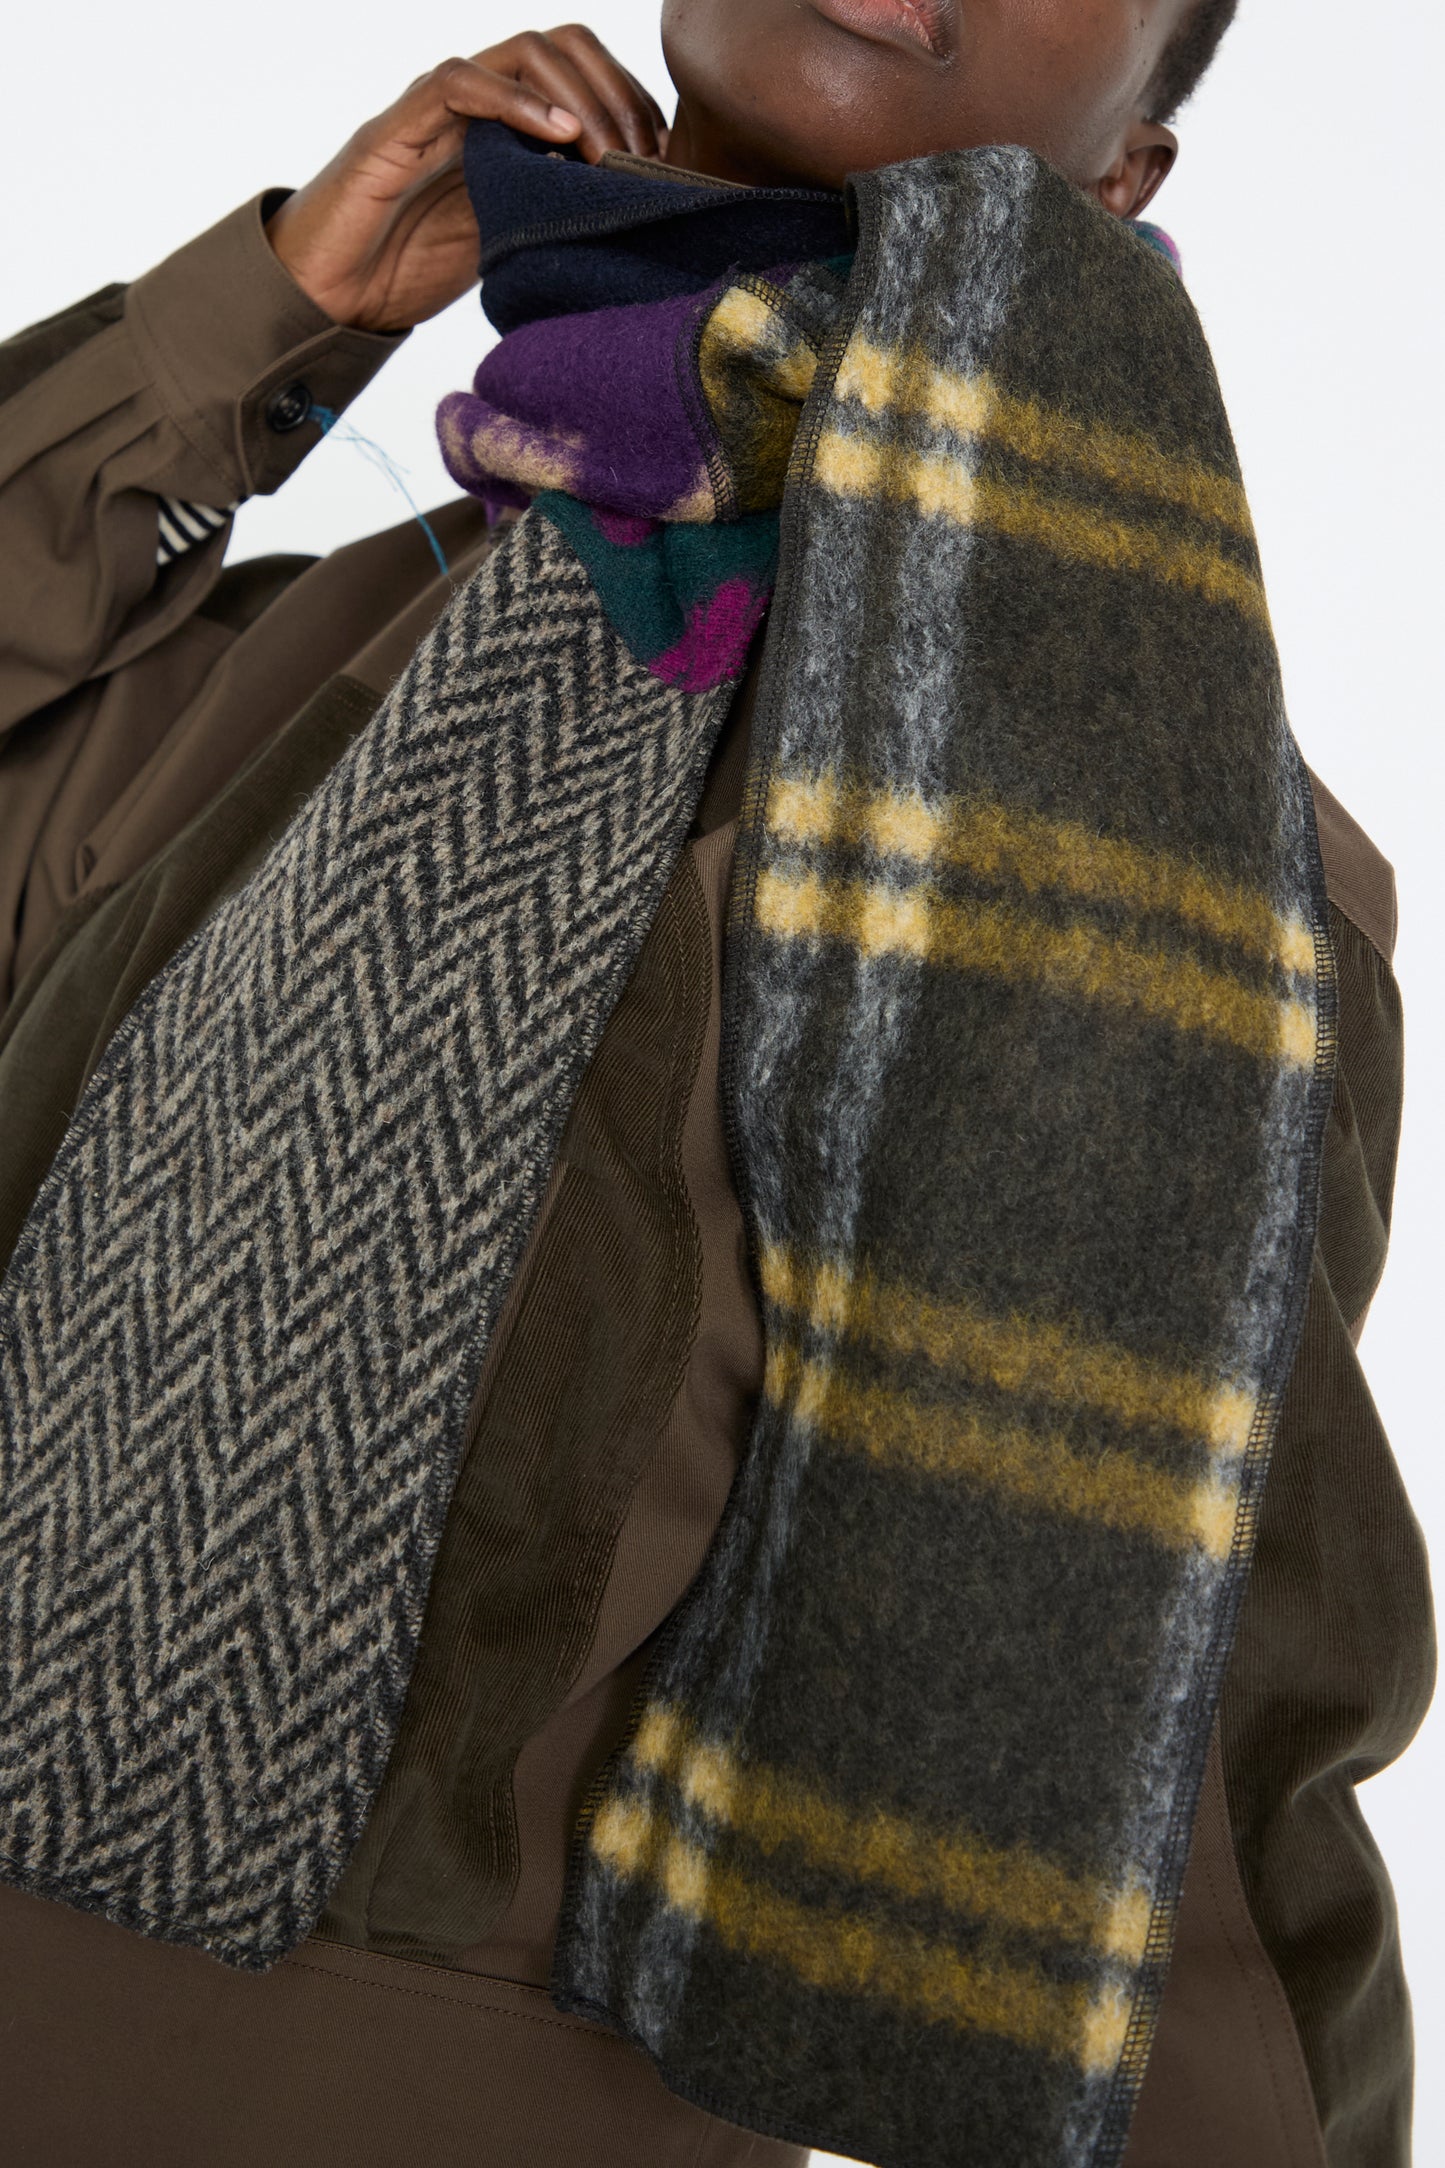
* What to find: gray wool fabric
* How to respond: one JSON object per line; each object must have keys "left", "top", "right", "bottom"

{"left": 0, "top": 150, "right": 1333, "bottom": 2168}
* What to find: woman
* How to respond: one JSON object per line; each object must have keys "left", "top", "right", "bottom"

{"left": 0, "top": 7, "right": 1430, "bottom": 2165}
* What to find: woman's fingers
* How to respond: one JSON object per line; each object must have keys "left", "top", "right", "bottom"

{"left": 368, "top": 32, "right": 669, "bottom": 172}
{"left": 266, "top": 30, "right": 665, "bottom": 332}
{"left": 543, "top": 24, "right": 668, "bottom": 155}
{"left": 475, "top": 32, "right": 627, "bottom": 159}
{"left": 403, "top": 53, "right": 583, "bottom": 154}
{"left": 474, "top": 28, "right": 665, "bottom": 162}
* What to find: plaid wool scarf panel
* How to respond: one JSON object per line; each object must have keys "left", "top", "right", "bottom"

{"left": 548, "top": 150, "right": 1335, "bottom": 2168}
{"left": 0, "top": 147, "right": 1333, "bottom": 2168}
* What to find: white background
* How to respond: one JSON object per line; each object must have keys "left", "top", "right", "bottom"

{"left": 3, "top": 2, "right": 1440, "bottom": 2158}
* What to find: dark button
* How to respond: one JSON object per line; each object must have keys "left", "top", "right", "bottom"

{"left": 265, "top": 381, "right": 313, "bottom": 433}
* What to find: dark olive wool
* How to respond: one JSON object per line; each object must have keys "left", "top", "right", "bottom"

{"left": 548, "top": 153, "right": 1335, "bottom": 2168}
{"left": 0, "top": 150, "right": 1332, "bottom": 2168}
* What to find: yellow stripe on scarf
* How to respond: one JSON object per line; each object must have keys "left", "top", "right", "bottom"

{"left": 834, "top": 335, "right": 1255, "bottom": 537}
{"left": 760, "top": 1247, "right": 1257, "bottom": 1457}
{"left": 620, "top": 1701, "right": 1153, "bottom": 1968}
{"left": 812, "top": 433, "right": 1270, "bottom": 628}
{"left": 699, "top": 282, "right": 822, "bottom": 403}
{"left": 695, "top": 281, "right": 824, "bottom": 510}
{"left": 754, "top": 867, "right": 1317, "bottom": 1070}
{"left": 765, "top": 1342, "right": 1239, "bottom": 1560}
{"left": 765, "top": 773, "right": 1315, "bottom": 979}
{"left": 588, "top": 1786, "right": 1133, "bottom": 2076}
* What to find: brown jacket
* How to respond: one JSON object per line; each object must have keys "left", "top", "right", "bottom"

{"left": 0, "top": 193, "right": 1433, "bottom": 2168}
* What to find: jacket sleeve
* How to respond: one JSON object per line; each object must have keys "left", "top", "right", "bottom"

{"left": 0, "top": 189, "right": 405, "bottom": 736}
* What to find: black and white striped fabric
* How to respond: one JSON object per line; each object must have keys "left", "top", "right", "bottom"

{"left": 156, "top": 493, "right": 237, "bottom": 567}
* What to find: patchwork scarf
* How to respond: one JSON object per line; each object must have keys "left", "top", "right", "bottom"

{"left": 0, "top": 128, "right": 1334, "bottom": 2168}
{"left": 436, "top": 122, "right": 853, "bottom": 686}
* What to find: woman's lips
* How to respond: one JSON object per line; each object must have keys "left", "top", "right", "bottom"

{"left": 805, "top": 0, "right": 953, "bottom": 60}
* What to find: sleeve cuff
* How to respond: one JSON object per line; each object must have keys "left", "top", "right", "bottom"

{"left": 125, "top": 190, "right": 409, "bottom": 503}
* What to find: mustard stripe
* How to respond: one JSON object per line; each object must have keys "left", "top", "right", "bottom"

{"left": 754, "top": 866, "right": 1316, "bottom": 1071}
{"left": 764, "top": 344, "right": 820, "bottom": 401}
{"left": 659, "top": 477, "right": 719, "bottom": 524}
{"left": 438, "top": 409, "right": 582, "bottom": 497}
{"left": 812, "top": 432, "right": 1270, "bottom": 629}
{"left": 985, "top": 473, "right": 1268, "bottom": 626}
{"left": 835, "top": 336, "right": 1254, "bottom": 538}
{"left": 765, "top": 773, "right": 1315, "bottom": 980}
{"left": 702, "top": 282, "right": 782, "bottom": 350}
{"left": 624, "top": 1700, "right": 1152, "bottom": 1968}
{"left": 767, "top": 1342, "right": 1237, "bottom": 1561}
{"left": 699, "top": 283, "right": 821, "bottom": 406}
{"left": 589, "top": 1792, "right": 1131, "bottom": 2075}
{"left": 760, "top": 1247, "right": 1256, "bottom": 1457}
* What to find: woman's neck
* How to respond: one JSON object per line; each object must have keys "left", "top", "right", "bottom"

{"left": 662, "top": 102, "right": 829, "bottom": 189}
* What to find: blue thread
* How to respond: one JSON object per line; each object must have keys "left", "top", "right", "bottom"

{"left": 311, "top": 405, "right": 452, "bottom": 581}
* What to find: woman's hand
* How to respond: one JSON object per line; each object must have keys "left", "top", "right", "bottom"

{"left": 265, "top": 28, "right": 668, "bottom": 334}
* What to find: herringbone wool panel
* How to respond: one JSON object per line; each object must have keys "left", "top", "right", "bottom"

{"left": 0, "top": 512, "right": 732, "bottom": 1966}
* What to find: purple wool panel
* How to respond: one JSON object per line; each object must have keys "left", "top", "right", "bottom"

{"left": 437, "top": 290, "right": 719, "bottom": 524}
